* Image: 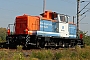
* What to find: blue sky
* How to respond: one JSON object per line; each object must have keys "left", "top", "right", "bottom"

{"left": 0, "top": 0, "right": 90, "bottom": 35}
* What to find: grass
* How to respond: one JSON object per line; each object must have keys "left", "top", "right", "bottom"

{"left": 0, "top": 46, "right": 90, "bottom": 60}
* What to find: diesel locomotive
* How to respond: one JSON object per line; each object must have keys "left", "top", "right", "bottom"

{"left": 6, "top": 11, "right": 84, "bottom": 48}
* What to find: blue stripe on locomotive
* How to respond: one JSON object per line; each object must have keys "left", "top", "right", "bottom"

{"left": 40, "top": 20, "right": 52, "bottom": 32}
{"left": 40, "top": 20, "right": 57, "bottom": 32}
{"left": 69, "top": 24, "right": 77, "bottom": 38}
{"left": 37, "top": 20, "right": 59, "bottom": 37}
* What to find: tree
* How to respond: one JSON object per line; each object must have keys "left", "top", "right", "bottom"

{"left": 0, "top": 27, "right": 7, "bottom": 42}
{"left": 80, "top": 31, "right": 90, "bottom": 46}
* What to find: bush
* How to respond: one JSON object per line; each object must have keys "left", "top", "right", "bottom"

{"left": 31, "top": 51, "right": 45, "bottom": 60}
{"left": 70, "top": 52, "right": 77, "bottom": 58}
{"left": 13, "top": 52, "right": 25, "bottom": 60}
{"left": 54, "top": 52, "right": 63, "bottom": 60}
{"left": 0, "top": 28, "right": 6, "bottom": 41}
{"left": 80, "top": 51, "right": 89, "bottom": 59}
{"left": 31, "top": 49, "right": 53, "bottom": 60}
{"left": 17, "top": 45, "right": 23, "bottom": 51}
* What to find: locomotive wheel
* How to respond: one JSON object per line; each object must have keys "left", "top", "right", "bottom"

{"left": 36, "top": 41, "right": 39, "bottom": 48}
{"left": 39, "top": 41, "right": 45, "bottom": 48}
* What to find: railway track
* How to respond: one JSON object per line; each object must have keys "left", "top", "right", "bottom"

{"left": 0, "top": 42, "right": 76, "bottom": 50}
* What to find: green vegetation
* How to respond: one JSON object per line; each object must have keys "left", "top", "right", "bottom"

{"left": 0, "top": 46, "right": 90, "bottom": 60}
{"left": 0, "top": 27, "right": 7, "bottom": 43}
{"left": 80, "top": 31, "right": 90, "bottom": 46}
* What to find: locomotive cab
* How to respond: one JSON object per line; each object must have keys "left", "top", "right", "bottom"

{"left": 57, "top": 14, "right": 69, "bottom": 37}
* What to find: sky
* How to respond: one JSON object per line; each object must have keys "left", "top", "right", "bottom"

{"left": 0, "top": 0, "right": 90, "bottom": 35}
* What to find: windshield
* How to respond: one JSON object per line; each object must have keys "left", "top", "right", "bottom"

{"left": 60, "top": 16, "right": 65, "bottom": 22}
{"left": 60, "top": 15, "right": 68, "bottom": 23}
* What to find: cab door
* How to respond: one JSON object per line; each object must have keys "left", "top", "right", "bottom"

{"left": 59, "top": 23, "right": 69, "bottom": 37}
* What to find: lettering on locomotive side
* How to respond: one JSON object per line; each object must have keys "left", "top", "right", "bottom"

{"left": 40, "top": 25, "right": 48, "bottom": 28}
{"left": 40, "top": 21, "right": 52, "bottom": 28}
{"left": 40, "top": 22, "right": 52, "bottom": 26}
